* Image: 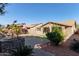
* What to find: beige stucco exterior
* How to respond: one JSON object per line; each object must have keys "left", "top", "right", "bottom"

{"left": 28, "top": 23, "right": 43, "bottom": 36}
{"left": 27, "top": 20, "right": 76, "bottom": 40}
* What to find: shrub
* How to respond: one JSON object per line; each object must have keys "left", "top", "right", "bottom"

{"left": 70, "top": 40, "right": 79, "bottom": 53}
{"left": 10, "top": 24, "right": 21, "bottom": 38}
{"left": 46, "top": 26, "right": 64, "bottom": 46}
{"left": 9, "top": 45, "right": 33, "bottom": 56}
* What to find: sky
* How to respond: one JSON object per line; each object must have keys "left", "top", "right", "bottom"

{"left": 0, "top": 3, "right": 79, "bottom": 25}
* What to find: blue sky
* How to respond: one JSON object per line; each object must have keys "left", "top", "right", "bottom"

{"left": 0, "top": 3, "right": 79, "bottom": 25}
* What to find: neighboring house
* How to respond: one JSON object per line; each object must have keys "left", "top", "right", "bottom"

{"left": 27, "top": 20, "right": 76, "bottom": 41}
{"left": 17, "top": 24, "right": 30, "bottom": 34}
{"left": 28, "top": 23, "right": 43, "bottom": 35}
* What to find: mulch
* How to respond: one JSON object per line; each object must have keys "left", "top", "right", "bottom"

{"left": 40, "top": 42, "right": 79, "bottom": 56}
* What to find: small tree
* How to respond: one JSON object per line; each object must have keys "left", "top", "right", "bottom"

{"left": 0, "top": 3, "right": 7, "bottom": 15}
{"left": 46, "top": 26, "right": 64, "bottom": 46}
{"left": 11, "top": 24, "right": 21, "bottom": 38}
{"left": 14, "top": 26, "right": 21, "bottom": 38}
{"left": 8, "top": 20, "right": 21, "bottom": 38}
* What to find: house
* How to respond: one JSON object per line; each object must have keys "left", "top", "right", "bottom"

{"left": 27, "top": 23, "right": 43, "bottom": 35}
{"left": 27, "top": 20, "right": 76, "bottom": 41}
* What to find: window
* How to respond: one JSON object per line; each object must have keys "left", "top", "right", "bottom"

{"left": 43, "top": 27, "right": 50, "bottom": 33}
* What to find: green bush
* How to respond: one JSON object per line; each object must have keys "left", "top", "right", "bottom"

{"left": 46, "top": 26, "right": 64, "bottom": 46}
{"left": 70, "top": 41, "right": 79, "bottom": 53}
{"left": 10, "top": 45, "right": 33, "bottom": 56}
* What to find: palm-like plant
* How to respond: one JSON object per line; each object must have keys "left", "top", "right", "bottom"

{"left": 8, "top": 20, "right": 21, "bottom": 38}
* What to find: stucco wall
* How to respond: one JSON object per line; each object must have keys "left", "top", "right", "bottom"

{"left": 28, "top": 23, "right": 75, "bottom": 39}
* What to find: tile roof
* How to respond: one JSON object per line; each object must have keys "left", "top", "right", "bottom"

{"left": 25, "top": 20, "right": 76, "bottom": 28}
{"left": 40, "top": 20, "right": 76, "bottom": 27}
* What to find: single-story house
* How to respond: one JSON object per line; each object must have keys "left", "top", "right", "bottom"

{"left": 27, "top": 20, "right": 76, "bottom": 41}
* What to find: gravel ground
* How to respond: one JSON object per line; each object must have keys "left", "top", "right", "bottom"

{"left": 24, "top": 36, "right": 49, "bottom": 47}
{"left": 24, "top": 36, "right": 54, "bottom": 56}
